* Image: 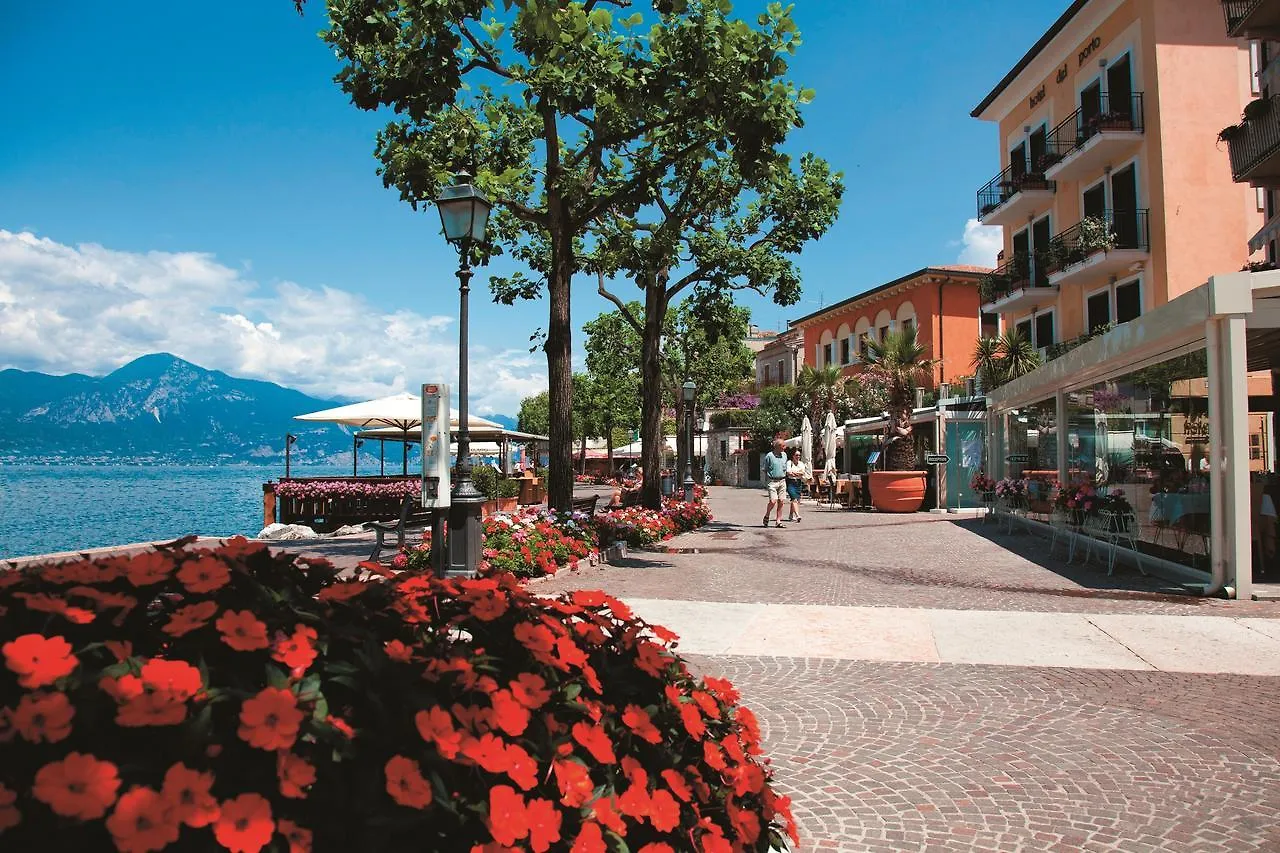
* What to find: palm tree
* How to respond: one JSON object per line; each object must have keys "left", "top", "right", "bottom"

{"left": 996, "top": 329, "right": 1042, "bottom": 382}
{"left": 795, "top": 364, "right": 845, "bottom": 463}
{"left": 864, "top": 327, "right": 937, "bottom": 471}
{"left": 971, "top": 336, "right": 1003, "bottom": 391}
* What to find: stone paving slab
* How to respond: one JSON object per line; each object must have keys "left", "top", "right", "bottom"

{"left": 1087, "top": 613, "right": 1280, "bottom": 675}
{"left": 927, "top": 609, "right": 1154, "bottom": 671}
{"left": 724, "top": 603, "right": 940, "bottom": 662}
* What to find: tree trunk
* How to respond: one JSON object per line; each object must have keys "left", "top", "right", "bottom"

{"left": 545, "top": 212, "right": 575, "bottom": 512}
{"left": 605, "top": 415, "right": 615, "bottom": 473}
{"left": 640, "top": 279, "right": 669, "bottom": 510}
{"left": 580, "top": 433, "right": 587, "bottom": 475}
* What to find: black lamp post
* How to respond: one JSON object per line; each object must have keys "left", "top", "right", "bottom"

{"left": 352, "top": 438, "right": 364, "bottom": 477}
{"left": 284, "top": 433, "right": 297, "bottom": 480}
{"left": 435, "top": 172, "right": 492, "bottom": 577}
{"left": 682, "top": 381, "right": 696, "bottom": 496}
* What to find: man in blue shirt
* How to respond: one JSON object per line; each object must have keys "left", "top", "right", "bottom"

{"left": 762, "top": 437, "right": 789, "bottom": 527}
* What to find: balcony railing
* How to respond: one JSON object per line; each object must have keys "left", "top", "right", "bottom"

{"left": 1043, "top": 209, "right": 1150, "bottom": 275}
{"left": 976, "top": 163, "right": 1056, "bottom": 219}
{"left": 1223, "top": 0, "right": 1264, "bottom": 32}
{"left": 1224, "top": 96, "right": 1280, "bottom": 182}
{"left": 1038, "top": 92, "right": 1145, "bottom": 170}
{"left": 979, "top": 251, "right": 1042, "bottom": 304}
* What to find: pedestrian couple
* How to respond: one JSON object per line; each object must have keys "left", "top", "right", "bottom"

{"left": 762, "top": 438, "right": 811, "bottom": 527}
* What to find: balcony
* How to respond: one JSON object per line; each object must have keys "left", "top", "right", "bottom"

{"left": 1040, "top": 93, "right": 1145, "bottom": 182}
{"left": 976, "top": 164, "right": 1056, "bottom": 227}
{"left": 1223, "top": 0, "right": 1280, "bottom": 39}
{"left": 1223, "top": 96, "right": 1280, "bottom": 185}
{"left": 1046, "top": 209, "right": 1150, "bottom": 288}
{"left": 979, "top": 252, "right": 1058, "bottom": 315}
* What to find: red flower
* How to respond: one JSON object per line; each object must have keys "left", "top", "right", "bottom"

{"left": 161, "top": 763, "right": 219, "bottom": 827}
{"left": 461, "top": 732, "right": 511, "bottom": 773}
{"left": 415, "top": 706, "right": 463, "bottom": 759}
{"left": 661, "top": 769, "right": 693, "bottom": 803}
{"left": 383, "top": 639, "right": 413, "bottom": 662}
{"left": 622, "top": 704, "right": 662, "bottom": 745}
{"left": 490, "top": 689, "right": 530, "bottom": 737}
{"left": 125, "top": 551, "right": 173, "bottom": 586}
{"left": 271, "top": 625, "right": 318, "bottom": 671}
{"left": 238, "top": 688, "right": 304, "bottom": 751}
{"left": 634, "top": 642, "right": 671, "bottom": 677}
{"left": 384, "top": 755, "right": 433, "bottom": 809}
{"left": 220, "top": 535, "right": 266, "bottom": 559}
{"left": 141, "top": 658, "right": 202, "bottom": 700}
{"left": 276, "top": 751, "right": 316, "bottom": 799}
{"left": 510, "top": 673, "right": 551, "bottom": 709}
{"left": 617, "top": 783, "right": 650, "bottom": 820}
{"left": 487, "top": 785, "right": 529, "bottom": 847}
{"left": 570, "top": 821, "right": 606, "bottom": 853}
{"left": 216, "top": 610, "right": 269, "bottom": 651}
{"left": 13, "top": 592, "right": 95, "bottom": 624}
{"left": 317, "top": 581, "right": 368, "bottom": 603}
{"left": 33, "top": 752, "right": 120, "bottom": 820}
{"left": 177, "top": 555, "right": 230, "bottom": 593}
{"left": 277, "top": 818, "right": 313, "bottom": 853}
{"left": 702, "top": 676, "right": 740, "bottom": 705}
{"left": 0, "top": 783, "right": 18, "bottom": 833}
{"left": 553, "top": 758, "right": 593, "bottom": 807}
{"left": 591, "top": 797, "right": 627, "bottom": 835}
{"left": 325, "top": 715, "right": 355, "bottom": 739}
{"left": 469, "top": 593, "right": 509, "bottom": 621}
{"left": 513, "top": 623, "right": 556, "bottom": 662}
{"left": 648, "top": 789, "right": 681, "bottom": 832}
{"left": 13, "top": 690, "right": 74, "bottom": 743}
{"left": 505, "top": 743, "right": 539, "bottom": 791}
{"left": 3, "top": 633, "right": 78, "bottom": 688}
{"left": 692, "top": 690, "right": 720, "bottom": 718}
{"left": 638, "top": 845, "right": 675, "bottom": 853}
{"left": 213, "top": 793, "right": 274, "bottom": 853}
{"left": 703, "top": 740, "right": 727, "bottom": 771}
{"left": 679, "top": 703, "right": 706, "bottom": 740}
{"left": 525, "top": 797, "right": 562, "bottom": 853}
{"left": 117, "top": 692, "right": 187, "bottom": 727}
{"left": 572, "top": 722, "right": 617, "bottom": 764}
{"left": 728, "top": 802, "right": 761, "bottom": 845}
{"left": 162, "top": 601, "right": 219, "bottom": 637}
{"left": 106, "top": 786, "right": 180, "bottom": 853}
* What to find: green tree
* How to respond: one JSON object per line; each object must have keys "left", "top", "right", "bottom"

{"left": 795, "top": 364, "right": 845, "bottom": 464}
{"left": 865, "top": 328, "right": 937, "bottom": 471}
{"left": 312, "top": 0, "right": 823, "bottom": 512}
{"left": 516, "top": 391, "right": 550, "bottom": 436}
{"left": 747, "top": 385, "right": 804, "bottom": 451}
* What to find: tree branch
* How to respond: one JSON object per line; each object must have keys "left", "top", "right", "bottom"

{"left": 458, "top": 24, "right": 516, "bottom": 81}
{"left": 597, "top": 272, "right": 644, "bottom": 334}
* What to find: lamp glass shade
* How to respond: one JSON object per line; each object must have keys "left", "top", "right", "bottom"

{"left": 435, "top": 179, "right": 492, "bottom": 245}
{"left": 681, "top": 381, "right": 696, "bottom": 403}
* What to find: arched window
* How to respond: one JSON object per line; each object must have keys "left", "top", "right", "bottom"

{"left": 854, "top": 317, "right": 871, "bottom": 359}
{"left": 836, "top": 323, "right": 852, "bottom": 364}
{"left": 874, "top": 309, "right": 893, "bottom": 341}
{"left": 896, "top": 301, "right": 917, "bottom": 339}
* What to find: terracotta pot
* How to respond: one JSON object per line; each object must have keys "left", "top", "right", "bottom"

{"left": 868, "top": 471, "right": 927, "bottom": 513}
{"left": 498, "top": 497, "right": 518, "bottom": 512}
{"left": 481, "top": 500, "right": 498, "bottom": 519}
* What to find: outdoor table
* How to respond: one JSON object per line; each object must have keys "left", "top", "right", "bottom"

{"left": 1150, "top": 492, "right": 1210, "bottom": 527}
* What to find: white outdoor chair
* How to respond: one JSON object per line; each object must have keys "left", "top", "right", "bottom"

{"left": 1048, "top": 507, "right": 1079, "bottom": 562}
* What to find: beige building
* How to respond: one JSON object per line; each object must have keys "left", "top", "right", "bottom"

{"left": 754, "top": 327, "right": 803, "bottom": 388}
{"left": 972, "top": 0, "right": 1263, "bottom": 353}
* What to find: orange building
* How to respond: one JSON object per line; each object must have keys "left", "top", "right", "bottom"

{"left": 792, "top": 266, "right": 993, "bottom": 387}
{"left": 971, "top": 0, "right": 1264, "bottom": 351}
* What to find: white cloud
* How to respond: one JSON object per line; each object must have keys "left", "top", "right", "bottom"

{"left": 955, "top": 218, "right": 1002, "bottom": 267}
{"left": 0, "top": 230, "right": 547, "bottom": 414}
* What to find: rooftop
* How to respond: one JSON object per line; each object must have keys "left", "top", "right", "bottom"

{"left": 790, "top": 265, "right": 992, "bottom": 328}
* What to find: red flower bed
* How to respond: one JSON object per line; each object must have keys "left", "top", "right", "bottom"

{"left": 0, "top": 539, "right": 795, "bottom": 851}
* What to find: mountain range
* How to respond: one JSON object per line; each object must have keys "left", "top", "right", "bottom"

{"left": 0, "top": 354, "right": 517, "bottom": 464}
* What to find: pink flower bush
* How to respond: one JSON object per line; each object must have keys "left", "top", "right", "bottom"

{"left": 275, "top": 480, "right": 421, "bottom": 500}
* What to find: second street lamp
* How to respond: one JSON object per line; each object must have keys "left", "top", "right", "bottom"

{"left": 435, "top": 172, "right": 492, "bottom": 577}
{"left": 682, "top": 380, "right": 696, "bottom": 497}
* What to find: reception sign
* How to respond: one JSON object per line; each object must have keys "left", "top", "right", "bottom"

{"left": 421, "top": 383, "right": 451, "bottom": 509}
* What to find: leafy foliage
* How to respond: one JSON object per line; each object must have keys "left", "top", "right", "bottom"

{"left": 864, "top": 328, "right": 937, "bottom": 471}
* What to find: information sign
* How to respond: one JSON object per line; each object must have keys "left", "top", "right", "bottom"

{"left": 421, "top": 383, "right": 451, "bottom": 509}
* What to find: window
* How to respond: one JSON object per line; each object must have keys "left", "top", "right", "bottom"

{"left": 1034, "top": 313, "right": 1055, "bottom": 348}
{"left": 840, "top": 337, "right": 851, "bottom": 365}
{"left": 1250, "top": 433, "right": 1263, "bottom": 461}
{"left": 1115, "top": 281, "right": 1141, "bottom": 323}
{"left": 763, "top": 364, "right": 772, "bottom": 385}
{"left": 980, "top": 312, "right": 999, "bottom": 338}
{"left": 858, "top": 333, "right": 869, "bottom": 359}
{"left": 878, "top": 325, "right": 889, "bottom": 341}
{"left": 1087, "top": 290, "right": 1111, "bottom": 332}
{"left": 777, "top": 360, "right": 785, "bottom": 383}
{"left": 720, "top": 440, "right": 728, "bottom": 461}
{"left": 1015, "top": 319, "right": 1033, "bottom": 343}
{"left": 824, "top": 342, "right": 835, "bottom": 365}
{"left": 1252, "top": 41, "right": 1263, "bottom": 97}
{"left": 901, "top": 318, "right": 914, "bottom": 337}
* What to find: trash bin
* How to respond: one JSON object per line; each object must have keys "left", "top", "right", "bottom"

{"left": 661, "top": 475, "right": 674, "bottom": 496}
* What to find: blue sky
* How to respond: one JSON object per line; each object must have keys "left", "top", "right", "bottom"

{"left": 0, "top": 0, "right": 1065, "bottom": 414}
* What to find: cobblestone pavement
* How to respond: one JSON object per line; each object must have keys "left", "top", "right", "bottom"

{"left": 537, "top": 487, "right": 1280, "bottom": 616}
{"left": 536, "top": 487, "right": 1280, "bottom": 851}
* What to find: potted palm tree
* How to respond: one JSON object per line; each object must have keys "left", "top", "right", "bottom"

{"left": 864, "top": 327, "right": 936, "bottom": 512}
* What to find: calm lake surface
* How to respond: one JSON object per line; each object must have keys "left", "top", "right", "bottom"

{"left": 0, "top": 464, "right": 350, "bottom": 560}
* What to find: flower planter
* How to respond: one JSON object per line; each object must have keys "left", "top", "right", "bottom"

{"left": 868, "top": 471, "right": 927, "bottom": 513}
{"left": 497, "top": 496, "right": 519, "bottom": 513}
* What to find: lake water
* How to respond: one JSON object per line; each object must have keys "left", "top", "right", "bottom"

{"left": 0, "top": 464, "right": 351, "bottom": 560}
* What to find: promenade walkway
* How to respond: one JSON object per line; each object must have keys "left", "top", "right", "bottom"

{"left": 537, "top": 487, "right": 1280, "bottom": 852}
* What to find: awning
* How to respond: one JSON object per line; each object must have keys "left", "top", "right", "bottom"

{"left": 295, "top": 392, "right": 502, "bottom": 432}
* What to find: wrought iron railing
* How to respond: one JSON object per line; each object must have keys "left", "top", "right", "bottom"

{"left": 1223, "top": 0, "right": 1265, "bottom": 34}
{"left": 1224, "top": 96, "right": 1280, "bottom": 181}
{"left": 1038, "top": 92, "right": 1145, "bottom": 170}
{"left": 978, "top": 251, "right": 1044, "bottom": 304}
{"left": 976, "top": 163, "right": 1056, "bottom": 218}
{"left": 1043, "top": 209, "right": 1150, "bottom": 275}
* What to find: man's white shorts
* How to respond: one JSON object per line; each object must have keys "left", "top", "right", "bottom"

{"left": 766, "top": 479, "right": 786, "bottom": 502}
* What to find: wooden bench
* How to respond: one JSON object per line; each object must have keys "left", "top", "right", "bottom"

{"left": 365, "top": 495, "right": 433, "bottom": 562}
{"left": 570, "top": 494, "right": 600, "bottom": 516}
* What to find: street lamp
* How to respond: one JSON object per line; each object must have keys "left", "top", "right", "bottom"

{"left": 435, "top": 172, "right": 493, "bottom": 577}
{"left": 284, "top": 433, "right": 297, "bottom": 480}
{"left": 682, "top": 381, "right": 696, "bottom": 496}
{"left": 352, "top": 438, "right": 364, "bottom": 477}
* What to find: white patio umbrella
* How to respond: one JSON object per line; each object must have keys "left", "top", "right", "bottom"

{"left": 822, "top": 410, "right": 839, "bottom": 478}
{"left": 294, "top": 392, "right": 502, "bottom": 475}
{"left": 800, "top": 415, "right": 813, "bottom": 474}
